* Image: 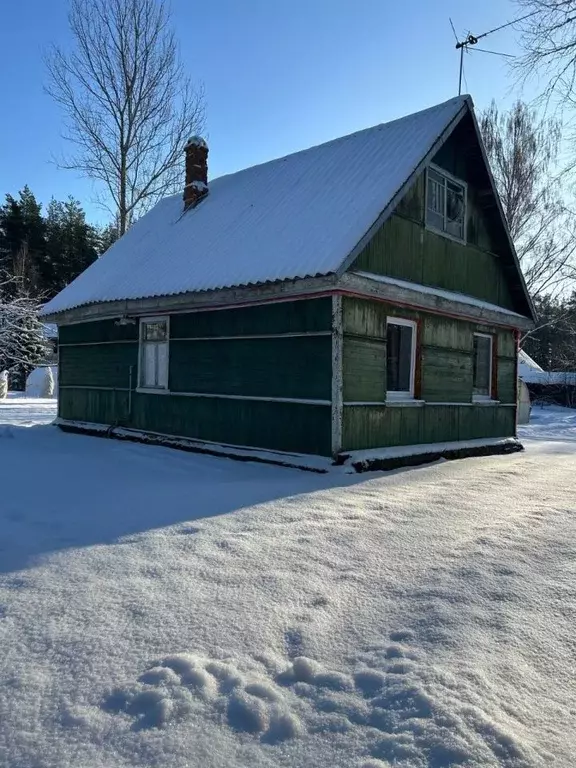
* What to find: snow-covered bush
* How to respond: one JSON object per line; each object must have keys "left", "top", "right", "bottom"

{"left": 0, "top": 370, "right": 7, "bottom": 400}
{"left": 25, "top": 367, "right": 55, "bottom": 398}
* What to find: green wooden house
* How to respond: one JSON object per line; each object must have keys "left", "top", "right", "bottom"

{"left": 41, "top": 95, "right": 535, "bottom": 469}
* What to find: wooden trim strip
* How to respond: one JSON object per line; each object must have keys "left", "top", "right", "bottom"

{"left": 491, "top": 333, "right": 499, "bottom": 401}
{"left": 169, "top": 391, "right": 331, "bottom": 406}
{"left": 59, "top": 385, "right": 131, "bottom": 391}
{"left": 343, "top": 401, "right": 386, "bottom": 406}
{"left": 331, "top": 295, "right": 343, "bottom": 456}
{"left": 342, "top": 401, "right": 518, "bottom": 407}
{"left": 59, "top": 340, "right": 138, "bottom": 347}
{"left": 170, "top": 331, "right": 332, "bottom": 342}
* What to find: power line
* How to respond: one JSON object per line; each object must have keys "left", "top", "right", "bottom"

{"left": 473, "top": 8, "right": 541, "bottom": 41}
{"left": 472, "top": 47, "right": 515, "bottom": 58}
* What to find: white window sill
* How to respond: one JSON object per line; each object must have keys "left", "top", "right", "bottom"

{"left": 386, "top": 399, "right": 425, "bottom": 408}
{"left": 136, "top": 387, "right": 170, "bottom": 395}
{"left": 472, "top": 397, "right": 500, "bottom": 406}
{"left": 425, "top": 222, "right": 466, "bottom": 246}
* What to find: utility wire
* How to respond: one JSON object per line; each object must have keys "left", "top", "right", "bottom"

{"left": 472, "top": 47, "right": 515, "bottom": 58}
{"left": 474, "top": 8, "right": 541, "bottom": 41}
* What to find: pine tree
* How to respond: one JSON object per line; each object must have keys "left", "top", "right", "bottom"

{"left": 43, "top": 197, "right": 99, "bottom": 297}
{"left": 0, "top": 187, "right": 46, "bottom": 294}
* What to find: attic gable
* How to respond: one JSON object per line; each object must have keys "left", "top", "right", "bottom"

{"left": 347, "top": 109, "right": 535, "bottom": 321}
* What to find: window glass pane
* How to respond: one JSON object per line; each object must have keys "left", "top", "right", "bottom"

{"left": 427, "top": 176, "right": 445, "bottom": 215}
{"left": 387, "top": 323, "right": 413, "bottom": 392}
{"left": 143, "top": 321, "right": 167, "bottom": 341}
{"left": 473, "top": 335, "right": 492, "bottom": 396}
{"left": 156, "top": 342, "right": 169, "bottom": 388}
{"left": 446, "top": 180, "right": 465, "bottom": 239}
{"left": 142, "top": 343, "right": 157, "bottom": 387}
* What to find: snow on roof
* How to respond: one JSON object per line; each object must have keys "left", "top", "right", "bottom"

{"left": 42, "top": 322, "right": 58, "bottom": 339}
{"left": 518, "top": 349, "right": 543, "bottom": 372}
{"left": 521, "top": 369, "right": 576, "bottom": 385}
{"left": 41, "top": 96, "right": 470, "bottom": 316}
{"left": 353, "top": 271, "right": 527, "bottom": 320}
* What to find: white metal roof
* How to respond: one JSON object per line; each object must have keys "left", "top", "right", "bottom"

{"left": 42, "top": 96, "right": 470, "bottom": 316}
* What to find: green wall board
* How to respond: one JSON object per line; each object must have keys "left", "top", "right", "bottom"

{"left": 342, "top": 337, "right": 386, "bottom": 402}
{"left": 57, "top": 298, "right": 334, "bottom": 456}
{"left": 130, "top": 394, "right": 332, "bottom": 456}
{"left": 170, "top": 297, "right": 332, "bottom": 338}
{"left": 59, "top": 344, "right": 138, "bottom": 389}
{"left": 342, "top": 404, "right": 516, "bottom": 451}
{"left": 59, "top": 319, "right": 138, "bottom": 344}
{"left": 169, "top": 336, "right": 331, "bottom": 400}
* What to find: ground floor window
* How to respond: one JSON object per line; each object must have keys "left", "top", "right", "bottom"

{"left": 473, "top": 333, "right": 493, "bottom": 399}
{"left": 387, "top": 317, "right": 417, "bottom": 399}
{"left": 139, "top": 317, "right": 169, "bottom": 390}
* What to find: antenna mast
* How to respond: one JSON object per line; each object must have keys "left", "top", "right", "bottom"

{"left": 450, "top": 10, "right": 540, "bottom": 96}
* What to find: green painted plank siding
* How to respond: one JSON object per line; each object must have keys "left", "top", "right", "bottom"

{"left": 58, "top": 388, "right": 331, "bottom": 456}
{"left": 130, "top": 394, "right": 331, "bottom": 455}
{"left": 57, "top": 298, "right": 334, "bottom": 456}
{"left": 340, "top": 295, "right": 518, "bottom": 449}
{"left": 353, "top": 213, "right": 514, "bottom": 309}
{"left": 342, "top": 404, "right": 516, "bottom": 451}
{"left": 342, "top": 338, "right": 386, "bottom": 402}
{"left": 342, "top": 296, "right": 518, "bottom": 407}
{"left": 59, "top": 388, "right": 129, "bottom": 424}
{"left": 170, "top": 297, "right": 332, "bottom": 338}
{"left": 59, "top": 343, "right": 138, "bottom": 388}
{"left": 497, "top": 359, "right": 517, "bottom": 404}
{"left": 59, "top": 319, "right": 138, "bottom": 344}
{"left": 169, "top": 336, "right": 331, "bottom": 399}
{"left": 420, "top": 348, "right": 472, "bottom": 403}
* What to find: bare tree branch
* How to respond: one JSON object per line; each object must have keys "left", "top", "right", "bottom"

{"left": 45, "top": 0, "right": 205, "bottom": 234}
{"left": 479, "top": 100, "right": 576, "bottom": 299}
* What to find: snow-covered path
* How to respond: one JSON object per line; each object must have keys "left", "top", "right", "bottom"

{"left": 0, "top": 402, "right": 575, "bottom": 767}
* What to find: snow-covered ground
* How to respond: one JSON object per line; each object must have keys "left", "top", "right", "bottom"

{"left": 0, "top": 391, "right": 57, "bottom": 426}
{"left": 0, "top": 400, "right": 575, "bottom": 767}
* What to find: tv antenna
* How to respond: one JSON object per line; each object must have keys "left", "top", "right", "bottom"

{"left": 449, "top": 10, "right": 539, "bottom": 96}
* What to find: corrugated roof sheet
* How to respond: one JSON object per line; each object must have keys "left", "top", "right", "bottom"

{"left": 42, "top": 96, "right": 469, "bottom": 316}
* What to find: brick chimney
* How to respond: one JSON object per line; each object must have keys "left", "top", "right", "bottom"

{"left": 183, "top": 136, "right": 208, "bottom": 210}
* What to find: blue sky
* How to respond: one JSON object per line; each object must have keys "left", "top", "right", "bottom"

{"left": 0, "top": 0, "right": 534, "bottom": 225}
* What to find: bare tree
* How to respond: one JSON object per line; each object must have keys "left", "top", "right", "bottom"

{"left": 514, "top": 1, "right": 576, "bottom": 103}
{"left": 46, "top": 0, "right": 205, "bottom": 235}
{"left": 480, "top": 100, "right": 576, "bottom": 297}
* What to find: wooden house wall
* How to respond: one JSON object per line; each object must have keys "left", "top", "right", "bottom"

{"left": 353, "top": 175, "right": 514, "bottom": 310}
{"left": 352, "top": 115, "right": 520, "bottom": 311}
{"left": 341, "top": 296, "right": 517, "bottom": 451}
{"left": 58, "top": 298, "right": 333, "bottom": 456}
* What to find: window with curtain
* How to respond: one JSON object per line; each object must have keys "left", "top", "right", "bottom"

{"left": 139, "top": 318, "right": 169, "bottom": 390}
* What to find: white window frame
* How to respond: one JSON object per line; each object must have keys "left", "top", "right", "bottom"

{"left": 137, "top": 316, "right": 170, "bottom": 393}
{"left": 472, "top": 332, "right": 493, "bottom": 402}
{"left": 425, "top": 163, "right": 467, "bottom": 244}
{"left": 386, "top": 317, "right": 417, "bottom": 401}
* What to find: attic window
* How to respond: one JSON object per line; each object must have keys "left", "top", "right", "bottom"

{"left": 426, "top": 165, "right": 466, "bottom": 243}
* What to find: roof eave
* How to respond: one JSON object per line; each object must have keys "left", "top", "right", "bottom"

{"left": 41, "top": 273, "right": 340, "bottom": 325}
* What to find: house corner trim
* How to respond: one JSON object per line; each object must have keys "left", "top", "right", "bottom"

{"left": 331, "top": 294, "right": 343, "bottom": 456}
